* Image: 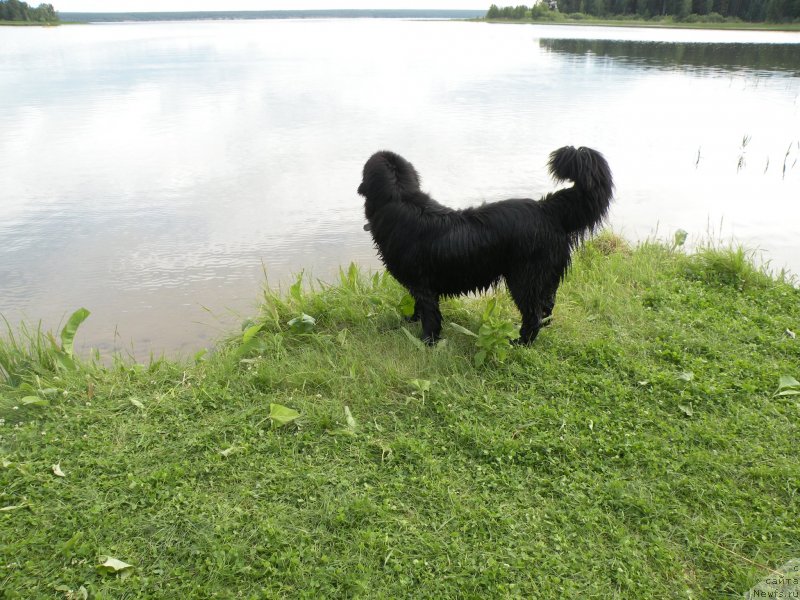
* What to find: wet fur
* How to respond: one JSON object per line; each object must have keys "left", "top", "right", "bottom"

{"left": 358, "top": 146, "right": 614, "bottom": 344}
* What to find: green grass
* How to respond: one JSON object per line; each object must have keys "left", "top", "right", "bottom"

{"left": 0, "top": 20, "right": 59, "bottom": 26}
{"left": 1, "top": 236, "right": 799, "bottom": 598}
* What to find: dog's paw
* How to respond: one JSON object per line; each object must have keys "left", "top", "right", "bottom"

{"left": 421, "top": 334, "right": 439, "bottom": 346}
{"left": 512, "top": 329, "right": 540, "bottom": 345}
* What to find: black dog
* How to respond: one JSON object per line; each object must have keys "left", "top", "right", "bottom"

{"left": 358, "top": 146, "right": 613, "bottom": 345}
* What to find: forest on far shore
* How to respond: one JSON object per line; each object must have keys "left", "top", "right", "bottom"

{"left": 0, "top": 0, "right": 58, "bottom": 22}
{"left": 487, "top": 0, "right": 800, "bottom": 22}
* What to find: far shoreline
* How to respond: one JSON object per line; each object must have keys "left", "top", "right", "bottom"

{"left": 0, "top": 20, "right": 61, "bottom": 26}
{"left": 476, "top": 16, "right": 800, "bottom": 32}
{"left": 3, "top": 14, "right": 799, "bottom": 31}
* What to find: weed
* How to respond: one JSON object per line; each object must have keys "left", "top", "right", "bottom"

{"left": 737, "top": 133, "right": 751, "bottom": 172}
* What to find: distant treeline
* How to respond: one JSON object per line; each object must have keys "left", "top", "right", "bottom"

{"left": 487, "top": 0, "right": 800, "bottom": 22}
{"left": 0, "top": 0, "right": 58, "bottom": 22}
{"left": 58, "top": 9, "right": 485, "bottom": 23}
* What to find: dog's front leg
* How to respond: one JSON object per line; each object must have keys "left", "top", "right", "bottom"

{"left": 413, "top": 292, "right": 442, "bottom": 345}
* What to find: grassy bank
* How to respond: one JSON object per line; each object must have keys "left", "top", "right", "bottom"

{"left": 480, "top": 15, "right": 800, "bottom": 31}
{"left": 1, "top": 236, "right": 799, "bottom": 598}
{"left": 0, "top": 19, "right": 59, "bottom": 26}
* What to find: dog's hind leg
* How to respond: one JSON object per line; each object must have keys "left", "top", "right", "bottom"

{"left": 413, "top": 291, "right": 442, "bottom": 345}
{"left": 541, "top": 289, "right": 557, "bottom": 326}
{"left": 406, "top": 297, "right": 422, "bottom": 322}
{"left": 506, "top": 267, "right": 560, "bottom": 345}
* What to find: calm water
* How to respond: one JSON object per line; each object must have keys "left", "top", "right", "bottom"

{"left": 1, "top": 20, "right": 799, "bottom": 357}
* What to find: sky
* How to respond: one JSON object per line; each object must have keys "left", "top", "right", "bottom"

{"left": 55, "top": 0, "right": 488, "bottom": 12}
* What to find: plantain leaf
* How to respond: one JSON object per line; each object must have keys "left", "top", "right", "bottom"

{"left": 287, "top": 314, "right": 316, "bottom": 334}
{"left": 344, "top": 406, "right": 357, "bottom": 430}
{"left": 242, "top": 323, "right": 263, "bottom": 344}
{"left": 21, "top": 396, "right": 50, "bottom": 407}
{"left": 60, "top": 308, "right": 90, "bottom": 358}
{"left": 774, "top": 375, "right": 800, "bottom": 397}
{"left": 269, "top": 403, "right": 301, "bottom": 427}
{"left": 96, "top": 556, "right": 134, "bottom": 578}
{"left": 408, "top": 379, "right": 431, "bottom": 393}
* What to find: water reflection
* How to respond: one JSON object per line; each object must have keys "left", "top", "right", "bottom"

{"left": 1, "top": 21, "right": 798, "bottom": 357}
{"left": 540, "top": 38, "right": 800, "bottom": 75}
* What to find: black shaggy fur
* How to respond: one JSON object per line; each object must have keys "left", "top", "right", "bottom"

{"left": 358, "top": 146, "right": 614, "bottom": 345}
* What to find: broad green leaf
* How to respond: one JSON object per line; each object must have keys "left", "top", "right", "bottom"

{"left": 220, "top": 446, "right": 239, "bottom": 457}
{"left": 408, "top": 379, "right": 431, "bottom": 393}
{"left": 242, "top": 323, "right": 263, "bottom": 344}
{"left": 677, "top": 371, "right": 694, "bottom": 382}
{"left": 678, "top": 404, "right": 694, "bottom": 417}
{"left": 129, "top": 398, "right": 145, "bottom": 409}
{"left": 21, "top": 396, "right": 50, "bottom": 407}
{"left": 778, "top": 375, "right": 800, "bottom": 390}
{"left": 449, "top": 322, "right": 478, "bottom": 338}
{"left": 52, "top": 463, "right": 66, "bottom": 477}
{"left": 96, "top": 556, "right": 134, "bottom": 578}
{"left": 289, "top": 272, "right": 304, "bottom": 304}
{"left": 776, "top": 389, "right": 800, "bottom": 397}
{"left": 674, "top": 229, "right": 688, "bottom": 247}
{"left": 346, "top": 262, "right": 359, "bottom": 289}
{"left": 398, "top": 294, "right": 416, "bottom": 317}
{"left": 482, "top": 297, "right": 498, "bottom": 321}
{"left": 269, "top": 403, "right": 301, "bottom": 427}
{"left": 60, "top": 308, "right": 90, "bottom": 358}
{"left": 54, "top": 351, "right": 77, "bottom": 372}
{"left": 287, "top": 313, "right": 316, "bottom": 334}
{"left": 344, "top": 406, "right": 357, "bottom": 430}
{"left": 400, "top": 327, "right": 426, "bottom": 349}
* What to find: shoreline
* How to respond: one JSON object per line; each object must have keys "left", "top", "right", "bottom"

{"left": 478, "top": 16, "right": 800, "bottom": 32}
{"left": 0, "top": 20, "right": 60, "bottom": 26}
{"left": 3, "top": 15, "right": 799, "bottom": 31}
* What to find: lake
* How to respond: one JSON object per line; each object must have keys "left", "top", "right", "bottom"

{"left": 1, "top": 19, "right": 799, "bottom": 357}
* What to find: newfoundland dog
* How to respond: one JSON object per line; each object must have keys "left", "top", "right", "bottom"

{"left": 358, "top": 146, "right": 614, "bottom": 345}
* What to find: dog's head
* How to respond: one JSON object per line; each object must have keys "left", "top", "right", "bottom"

{"left": 358, "top": 151, "right": 421, "bottom": 222}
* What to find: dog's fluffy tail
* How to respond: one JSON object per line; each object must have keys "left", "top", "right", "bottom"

{"left": 545, "top": 146, "right": 614, "bottom": 239}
